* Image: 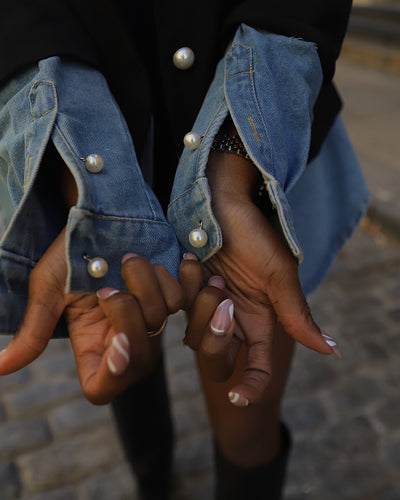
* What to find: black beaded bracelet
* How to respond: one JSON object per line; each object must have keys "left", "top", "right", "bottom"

{"left": 211, "top": 133, "right": 252, "bottom": 162}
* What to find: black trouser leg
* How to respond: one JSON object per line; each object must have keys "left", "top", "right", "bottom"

{"left": 112, "top": 356, "right": 174, "bottom": 500}
{"left": 214, "top": 424, "right": 292, "bottom": 500}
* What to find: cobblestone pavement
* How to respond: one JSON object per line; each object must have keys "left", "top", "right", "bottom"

{"left": 1, "top": 48, "right": 400, "bottom": 500}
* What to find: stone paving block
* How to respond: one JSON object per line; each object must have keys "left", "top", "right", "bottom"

{"left": 164, "top": 311, "right": 187, "bottom": 348}
{"left": 172, "top": 394, "right": 208, "bottom": 436}
{"left": 0, "top": 461, "right": 22, "bottom": 499}
{"left": 377, "top": 486, "right": 400, "bottom": 500}
{"left": 0, "top": 416, "right": 51, "bottom": 459}
{"left": 324, "top": 375, "right": 382, "bottom": 416}
{"left": 49, "top": 398, "right": 112, "bottom": 437}
{"left": 376, "top": 396, "right": 400, "bottom": 430}
{"left": 5, "top": 378, "right": 82, "bottom": 417}
{"left": 321, "top": 416, "right": 379, "bottom": 460}
{"left": 83, "top": 464, "right": 137, "bottom": 500}
{"left": 168, "top": 368, "right": 202, "bottom": 399}
{"left": 318, "top": 459, "right": 390, "bottom": 500}
{"left": 26, "top": 484, "right": 79, "bottom": 500}
{"left": 381, "top": 435, "right": 400, "bottom": 474}
{"left": 0, "top": 366, "right": 31, "bottom": 392}
{"left": 39, "top": 351, "right": 77, "bottom": 378}
{"left": 17, "top": 426, "right": 124, "bottom": 492}
{"left": 165, "top": 343, "right": 195, "bottom": 374}
{"left": 285, "top": 349, "right": 341, "bottom": 398}
{"left": 283, "top": 396, "right": 328, "bottom": 434}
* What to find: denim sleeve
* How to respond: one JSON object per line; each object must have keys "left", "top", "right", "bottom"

{"left": 0, "top": 56, "right": 180, "bottom": 334}
{"left": 168, "top": 24, "right": 323, "bottom": 264}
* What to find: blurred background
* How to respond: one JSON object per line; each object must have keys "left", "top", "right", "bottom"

{"left": 0, "top": 1, "right": 399, "bottom": 499}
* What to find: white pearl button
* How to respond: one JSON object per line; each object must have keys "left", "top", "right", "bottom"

{"left": 184, "top": 132, "right": 201, "bottom": 150}
{"left": 189, "top": 228, "right": 208, "bottom": 248}
{"left": 173, "top": 47, "right": 195, "bottom": 70}
{"left": 84, "top": 154, "right": 104, "bottom": 173}
{"left": 87, "top": 257, "right": 108, "bottom": 278}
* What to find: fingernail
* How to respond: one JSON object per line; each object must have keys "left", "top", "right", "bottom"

{"left": 107, "top": 333, "right": 130, "bottom": 376}
{"left": 0, "top": 348, "right": 6, "bottom": 357}
{"left": 183, "top": 252, "right": 198, "bottom": 261}
{"left": 121, "top": 253, "right": 139, "bottom": 264}
{"left": 228, "top": 391, "right": 249, "bottom": 407}
{"left": 210, "top": 299, "right": 234, "bottom": 336}
{"left": 208, "top": 275, "right": 225, "bottom": 290}
{"left": 321, "top": 331, "right": 342, "bottom": 359}
{"left": 96, "top": 288, "right": 120, "bottom": 300}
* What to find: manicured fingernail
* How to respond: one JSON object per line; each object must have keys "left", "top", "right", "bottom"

{"left": 96, "top": 288, "right": 120, "bottom": 300}
{"left": 208, "top": 275, "right": 225, "bottom": 290}
{"left": 121, "top": 253, "right": 139, "bottom": 264}
{"left": 228, "top": 391, "right": 249, "bottom": 407}
{"left": 321, "top": 331, "right": 342, "bottom": 359}
{"left": 107, "top": 333, "right": 130, "bottom": 376}
{"left": 210, "top": 299, "right": 234, "bottom": 336}
{"left": 183, "top": 252, "right": 198, "bottom": 261}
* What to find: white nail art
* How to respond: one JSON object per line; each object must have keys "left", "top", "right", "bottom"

{"left": 321, "top": 332, "right": 342, "bottom": 359}
{"left": 112, "top": 333, "right": 130, "bottom": 362}
{"left": 107, "top": 357, "right": 118, "bottom": 374}
{"left": 228, "top": 391, "right": 249, "bottom": 407}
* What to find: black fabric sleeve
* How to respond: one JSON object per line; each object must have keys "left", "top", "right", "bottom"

{"left": 0, "top": 1, "right": 100, "bottom": 84}
{"left": 221, "top": 0, "right": 353, "bottom": 80}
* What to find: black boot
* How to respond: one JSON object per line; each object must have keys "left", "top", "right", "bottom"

{"left": 214, "top": 424, "right": 292, "bottom": 500}
{"left": 111, "top": 356, "right": 174, "bottom": 500}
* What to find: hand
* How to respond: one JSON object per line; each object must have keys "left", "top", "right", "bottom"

{"left": 184, "top": 151, "right": 340, "bottom": 406}
{"left": 0, "top": 227, "right": 184, "bottom": 404}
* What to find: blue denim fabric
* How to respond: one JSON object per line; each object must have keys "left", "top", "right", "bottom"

{"left": 289, "top": 116, "right": 369, "bottom": 295}
{"left": 0, "top": 57, "right": 180, "bottom": 335}
{"left": 168, "top": 23, "right": 368, "bottom": 294}
{"left": 168, "top": 25, "right": 324, "bottom": 263}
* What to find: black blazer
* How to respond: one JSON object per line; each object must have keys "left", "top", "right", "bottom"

{"left": 0, "top": 0, "right": 352, "bottom": 207}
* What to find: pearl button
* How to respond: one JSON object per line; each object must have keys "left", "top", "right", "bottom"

{"left": 84, "top": 154, "right": 104, "bottom": 173}
{"left": 173, "top": 47, "right": 195, "bottom": 70}
{"left": 184, "top": 132, "right": 201, "bottom": 150}
{"left": 87, "top": 257, "right": 108, "bottom": 278}
{"left": 189, "top": 227, "right": 208, "bottom": 248}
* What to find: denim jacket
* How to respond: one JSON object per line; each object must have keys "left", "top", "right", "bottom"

{"left": 0, "top": 25, "right": 361, "bottom": 336}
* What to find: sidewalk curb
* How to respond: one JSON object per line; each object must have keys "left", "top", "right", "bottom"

{"left": 367, "top": 200, "right": 400, "bottom": 240}
{"left": 342, "top": 35, "right": 400, "bottom": 75}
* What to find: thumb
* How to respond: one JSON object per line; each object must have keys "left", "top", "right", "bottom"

{"left": 265, "top": 253, "right": 341, "bottom": 358}
{"left": 0, "top": 230, "right": 67, "bottom": 374}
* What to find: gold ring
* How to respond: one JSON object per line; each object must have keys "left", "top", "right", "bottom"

{"left": 147, "top": 318, "right": 168, "bottom": 337}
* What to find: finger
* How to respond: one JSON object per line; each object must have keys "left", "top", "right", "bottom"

{"left": 0, "top": 230, "right": 67, "bottom": 375}
{"left": 121, "top": 254, "right": 167, "bottom": 332}
{"left": 152, "top": 263, "right": 184, "bottom": 314}
{"left": 179, "top": 253, "right": 204, "bottom": 310}
{"left": 72, "top": 290, "right": 154, "bottom": 404}
{"left": 224, "top": 307, "right": 275, "bottom": 407}
{"left": 184, "top": 285, "right": 226, "bottom": 350}
{"left": 198, "top": 298, "right": 241, "bottom": 382}
{"left": 267, "top": 266, "right": 341, "bottom": 357}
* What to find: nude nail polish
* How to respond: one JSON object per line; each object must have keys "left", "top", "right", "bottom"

{"left": 96, "top": 288, "right": 120, "bottom": 300}
{"left": 183, "top": 252, "right": 198, "bottom": 261}
{"left": 121, "top": 253, "right": 139, "bottom": 264}
{"left": 107, "top": 333, "right": 130, "bottom": 375}
{"left": 210, "top": 299, "right": 234, "bottom": 336}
